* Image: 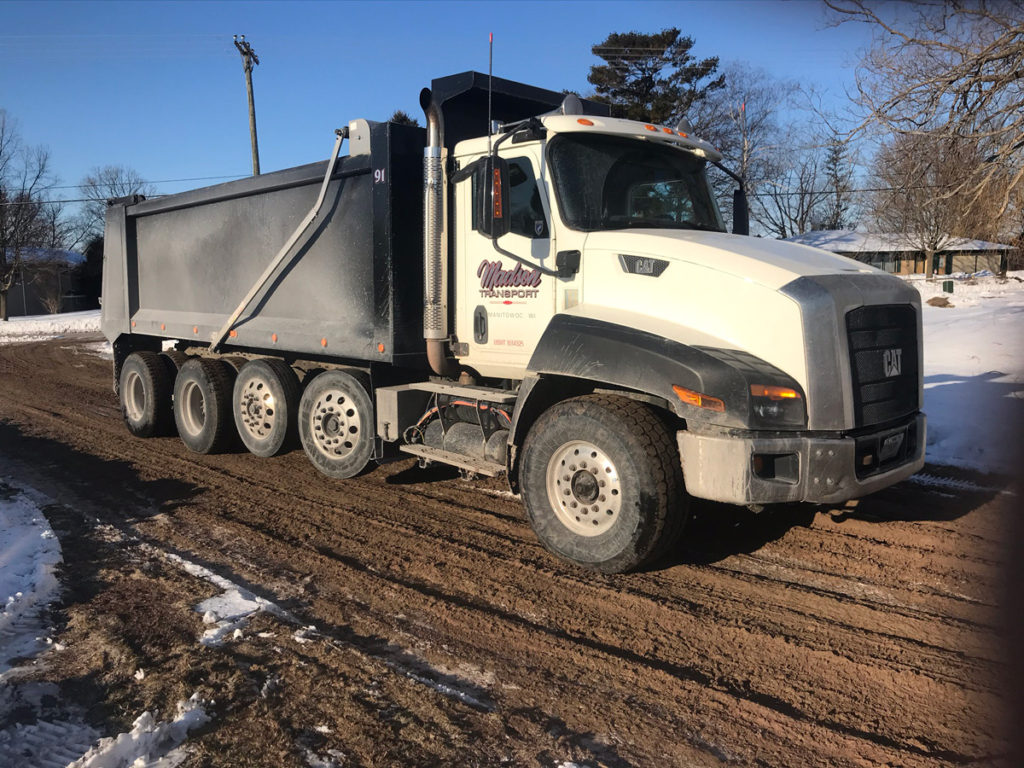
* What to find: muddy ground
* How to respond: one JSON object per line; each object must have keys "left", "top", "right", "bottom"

{"left": 0, "top": 335, "right": 1020, "bottom": 767}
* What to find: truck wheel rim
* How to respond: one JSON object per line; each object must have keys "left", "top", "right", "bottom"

{"left": 124, "top": 370, "right": 145, "bottom": 422}
{"left": 238, "top": 374, "right": 276, "bottom": 440}
{"left": 310, "top": 388, "right": 361, "bottom": 460}
{"left": 180, "top": 380, "right": 207, "bottom": 436}
{"left": 545, "top": 440, "right": 622, "bottom": 537}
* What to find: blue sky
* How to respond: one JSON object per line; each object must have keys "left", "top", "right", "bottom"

{"left": 1, "top": 1, "right": 873, "bottom": 200}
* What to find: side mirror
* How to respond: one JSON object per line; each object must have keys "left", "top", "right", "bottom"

{"left": 478, "top": 156, "right": 510, "bottom": 239}
{"left": 732, "top": 187, "right": 750, "bottom": 236}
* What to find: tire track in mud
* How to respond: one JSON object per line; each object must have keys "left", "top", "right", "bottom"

{"left": 0, "top": 337, "right": 1015, "bottom": 766}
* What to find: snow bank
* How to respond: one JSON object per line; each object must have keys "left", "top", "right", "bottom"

{"left": 68, "top": 694, "right": 209, "bottom": 768}
{"left": 913, "top": 272, "right": 1024, "bottom": 474}
{"left": 0, "top": 481, "right": 63, "bottom": 675}
{"left": 0, "top": 309, "right": 100, "bottom": 344}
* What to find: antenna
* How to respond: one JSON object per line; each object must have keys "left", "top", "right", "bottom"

{"left": 487, "top": 32, "right": 493, "bottom": 155}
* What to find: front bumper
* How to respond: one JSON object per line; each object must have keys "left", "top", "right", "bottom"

{"left": 677, "top": 413, "right": 925, "bottom": 505}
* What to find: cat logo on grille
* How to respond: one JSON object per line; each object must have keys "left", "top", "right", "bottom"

{"left": 883, "top": 348, "right": 903, "bottom": 377}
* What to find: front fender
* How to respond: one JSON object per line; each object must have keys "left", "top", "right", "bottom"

{"left": 526, "top": 314, "right": 803, "bottom": 431}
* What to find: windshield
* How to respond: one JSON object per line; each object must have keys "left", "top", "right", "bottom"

{"left": 548, "top": 133, "right": 724, "bottom": 233}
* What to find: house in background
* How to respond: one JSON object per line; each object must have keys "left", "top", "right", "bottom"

{"left": 783, "top": 230, "right": 1014, "bottom": 276}
{"left": 3, "top": 247, "right": 92, "bottom": 317}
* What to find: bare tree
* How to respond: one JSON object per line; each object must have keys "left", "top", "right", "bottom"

{"left": 869, "top": 132, "right": 1005, "bottom": 277}
{"left": 77, "top": 165, "right": 154, "bottom": 240}
{"left": 816, "top": 131, "right": 856, "bottom": 230}
{"left": 689, "top": 63, "right": 802, "bottom": 228}
{"left": 0, "top": 111, "right": 54, "bottom": 321}
{"left": 758, "top": 151, "right": 828, "bottom": 239}
{"left": 31, "top": 254, "right": 67, "bottom": 314}
{"left": 827, "top": 0, "right": 1024, "bottom": 214}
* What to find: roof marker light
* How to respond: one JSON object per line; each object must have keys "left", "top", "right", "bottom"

{"left": 577, "top": 118, "right": 594, "bottom": 126}
{"left": 677, "top": 131, "right": 688, "bottom": 137}
{"left": 662, "top": 127, "right": 673, "bottom": 134}
{"left": 644, "top": 124, "right": 657, "bottom": 132}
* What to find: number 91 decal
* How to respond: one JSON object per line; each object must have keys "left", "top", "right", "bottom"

{"left": 373, "top": 168, "right": 386, "bottom": 184}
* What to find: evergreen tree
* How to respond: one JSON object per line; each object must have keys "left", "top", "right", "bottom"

{"left": 587, "top": 29, "right": 724, "bottom": 125}
{"left": 389, "top": 110, "right": 420, "bottom": 127}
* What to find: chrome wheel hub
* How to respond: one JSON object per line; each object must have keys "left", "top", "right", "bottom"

{"left": 238, "top": 375, "right": 277, "bottom": 440}
{"left": 545, "top": 440, "right": 622, "bottom": 537}
{"left": 310, "top": 388, "right": 361, "bottom": 459}
{"left": 180, "top": 380, "right": 206, "bottom": 437}
{"left": 124, "top": 370, "right": 145, "bottom": 422}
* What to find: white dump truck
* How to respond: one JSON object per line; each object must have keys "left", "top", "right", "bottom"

{"left": 102, "top": 71, "right": 925, "bottom": 573}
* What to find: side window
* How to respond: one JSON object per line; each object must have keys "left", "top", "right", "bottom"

{"left": 507, "top": 157, "right": 548, "bottom": 239}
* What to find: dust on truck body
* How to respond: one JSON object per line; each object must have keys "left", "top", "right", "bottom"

{"left": 102, "top": 71, "right": 926, "bottom": 573}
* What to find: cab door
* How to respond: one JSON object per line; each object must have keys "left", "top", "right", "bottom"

{"left": 456, "top": 149, "right": 557, "bottom": 379}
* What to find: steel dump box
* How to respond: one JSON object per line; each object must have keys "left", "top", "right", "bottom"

{"left": 101, "top": 120, "right": 427, "bottom": 366}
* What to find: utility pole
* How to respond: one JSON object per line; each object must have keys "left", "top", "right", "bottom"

{"left": 233, "top": 34, "right": 261, "bottom": 176}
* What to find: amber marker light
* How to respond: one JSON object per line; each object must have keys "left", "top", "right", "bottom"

{"left": 750, "top": 385, "right": 802, "bottom": 401}
{"left": 662, "top": 127, "right": 673, "bottom": 134}
{"left": 672, "top": 385, "right": 725, "bottom": 413}
{"left": 644, "top": 124, "right": 657, "bottom": 131}
{"left": 229, "top": 330, "right": 237, "bottom": 338}
{"left": 271, "top": 333, "right": 278, "bottom": 343}
{"left": 377, "top": 342, "right": 385, "bottom": 353}
{"left": 321, "top": 338, "right": 328, "bottom": 347}
{"left": 677, "top": 131, "right": 688, "bottom": 137}
{"left": 577, "top": 118, "right": 594, "bottom": 126}
{"left": 192, "top": 326, "right": 198, "bottom": 334}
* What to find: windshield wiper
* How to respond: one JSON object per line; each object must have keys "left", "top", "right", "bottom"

{"left": 603, "top": 217, "right": 722, "bottom": 232}
{"left": 677, "top": 220, "right": 723, "bottom": 232}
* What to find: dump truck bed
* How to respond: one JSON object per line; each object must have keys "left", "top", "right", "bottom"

{"left": 101, "top": 120, "right": 426, "bottom": 366}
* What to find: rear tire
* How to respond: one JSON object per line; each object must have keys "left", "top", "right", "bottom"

{"left": 520, "top": 394, "right": 686, "bottom": 573}
{"left": 298, "top": 369, "right": 373, "bottom": 479}
{"left": 173, "top": 358, "right": 236, "bottom": 454}
{"left": 233, "top": 358, "right": 300, "bottom": 457}
{"left": 119, "top": 351, "right": 174, "bottom": 437}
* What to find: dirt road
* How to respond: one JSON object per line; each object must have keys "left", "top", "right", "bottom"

{"left": 0, "top": 336, "right": 1018, "bottom": 766}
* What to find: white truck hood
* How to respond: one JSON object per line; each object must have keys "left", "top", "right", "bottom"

{"left": 584, "top": 229, "right": 878, "bottom": 290}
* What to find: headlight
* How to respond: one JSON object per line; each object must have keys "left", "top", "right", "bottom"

{"left": 749, "top": 384, "right": 804, "bottom": 426}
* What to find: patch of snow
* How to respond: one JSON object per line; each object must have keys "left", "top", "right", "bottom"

{"left": 195, "top": 588, "right": 267, "bottom": 646}
{"left": 0, "top": 480, "right": 63, "bottom": 675}
{"left": 68, "top": 693, "right": 209, "bottom": 768}
{"left": 911, "top": 272, "right": 1024, "bottom": 474}
{"left": 160, "top": 552, "right": 292, "bottom": 647}
{"left": 0, "top": 717, "right": 101, "bottom": 768}
{"left": 0, "top": 309, "right": 101, "bottom": 345}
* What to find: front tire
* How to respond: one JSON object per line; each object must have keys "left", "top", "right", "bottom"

{"left": 298, "top": 369, "right": 373, "bottom": 479}
{"left": 520, "top": 394, "right": 686, "bottom": 573}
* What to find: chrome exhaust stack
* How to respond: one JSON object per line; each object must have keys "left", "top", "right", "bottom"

{"left": 420, "top": 88, "right": 455, "bottom": 377}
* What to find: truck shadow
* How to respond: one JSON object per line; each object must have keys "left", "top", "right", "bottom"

{"left": 0, "top": 422, "right": 203, "bottom": 519}
{"left": 670, "top": 500, "right": 817, "bottom": 566}
{"left": 663, "top": 462, "right": 1012, "bottom": 569}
